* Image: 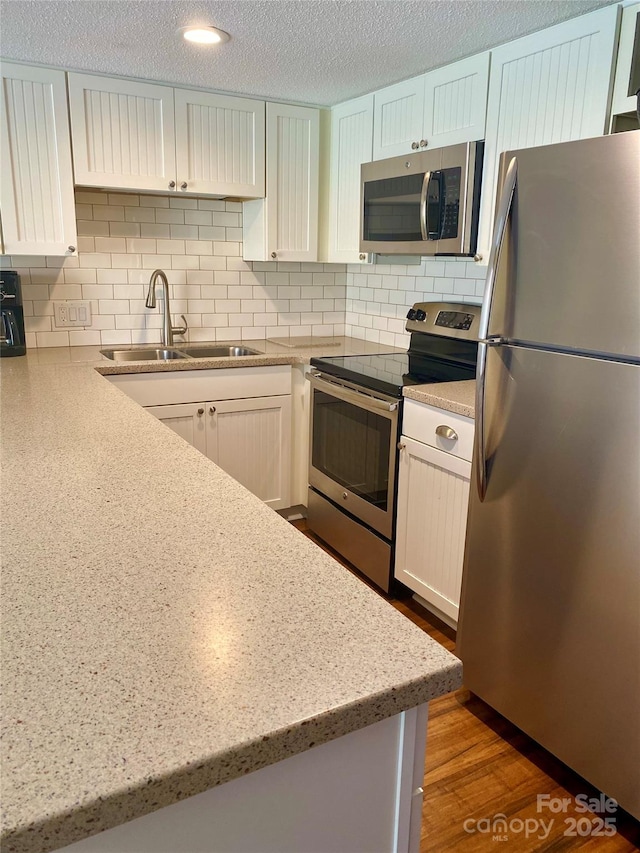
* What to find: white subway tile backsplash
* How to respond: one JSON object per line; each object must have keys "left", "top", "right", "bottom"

{"left": 110, "top": 221, "right": 141, "bottom": 238}
{"left": 9, "top": 191, "right": 477, "bottom": 349}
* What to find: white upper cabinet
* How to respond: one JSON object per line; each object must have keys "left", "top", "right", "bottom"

{"left": 1, "top": 63, "right": 77, "bottom": 256}
{"left": 373, "top": 76, "right": 426, "bottom": 160}
{"left": 68, "top": 73, "right": 265, "bottom": 197}
{"left": 243, "top": 103, "right": 320, "bottom": 262}
{"left": 372, "top": 53, "right": 490, "bottom": 160}
{"left": 423, "top": 53, "right": 490, "bottom": 149}
{"left": 68, "top": 73, "right": 176, "bottom": 192}
{"left": 477, "top": 4, "right": 620, "bottom": 254}
{"left": 174, "top": 90, "right": 265, "bottom": 197}
{"left": 611, "top": 2, "right": 640, "bottom": 118}
{"left": 326, "top": 94, "right": 374, "bottom": 264}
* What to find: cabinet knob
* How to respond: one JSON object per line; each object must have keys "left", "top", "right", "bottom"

{"left": 169, "top": 181, "right": 176, "bottom": 188}
{"left": 342, "top": 491, "right": 348, "bottom": 500}
{"left": 271, "top": 252, "right": 277, "bottom": 259}
{"left": 181, "top": 182, "right": 188, "bottom": 190}
{"left": 359, "top": 253, "right": 366, "bottom": 261}
{"left": 67, "top": 245, "right": 76, "bottom": 253}
{"left": 435, "top": 425, "right": 458, "bottom": 441}
{"left": 397, "top": 442, "right": 406, "bottom": 451}
{"left": 411, "top": 141, "right": 419, "bottom": 150}
{"left": 419, "top": 139, "right": 428, "bottom": 148}
{"left": 473, "top": 253, "right": 483, "bottom": 262}
{"left": 197, "top": 407, "right": 204, "bottom": 416}
{"left": 209, "top": 406, "right": 216, "bottom": 414}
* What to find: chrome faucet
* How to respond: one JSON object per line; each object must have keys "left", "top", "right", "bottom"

{"left": 145, "top": 269, "right": 187, "bottom": 347}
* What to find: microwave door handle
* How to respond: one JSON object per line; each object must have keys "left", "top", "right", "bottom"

{"left": 478, "top": 155, "right": 517, "bottom": 342}
{"left": 419, "top": 171, "right": 432, "bottom": 240}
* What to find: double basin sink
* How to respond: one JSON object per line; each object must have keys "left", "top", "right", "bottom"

{"left": 100, "top": 345, "right": 261, "bottom": 362}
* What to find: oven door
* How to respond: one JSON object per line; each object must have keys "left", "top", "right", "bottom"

{"left": 308, "top": 371, "right": 399, "bottom": 540}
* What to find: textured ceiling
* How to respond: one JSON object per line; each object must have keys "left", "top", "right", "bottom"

{"left": 0, "top": 0, "right": 617, "bottom": 106}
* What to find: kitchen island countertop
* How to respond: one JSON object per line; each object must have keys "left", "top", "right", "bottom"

{"left": 0, "top": 339, "right": 462, "bottom": 853}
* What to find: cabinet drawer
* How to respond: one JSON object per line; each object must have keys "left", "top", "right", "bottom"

{"left": 402, "top": 399, "right": 474, "bottom": 461}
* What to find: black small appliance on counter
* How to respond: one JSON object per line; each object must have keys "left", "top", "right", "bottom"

{"left": 0, "top": 271, "right": 26, "bottom": 357}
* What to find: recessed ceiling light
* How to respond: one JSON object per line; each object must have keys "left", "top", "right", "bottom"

{"left": 181, "top": 26, "right": 230, "bottom": 46}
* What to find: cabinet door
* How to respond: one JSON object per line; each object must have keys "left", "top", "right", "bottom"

{"left": 423, "top": 52, "right": 490, "bottom": 149}
{"left": 145, "top": 403, "right": 207, "bottom": 454}
{"left": 243, "top": 103, "right": 319, "bottom": 262}
{"left": 0, "top": 63, "right": 77, "bottom": 256}
{"left": 372, "top": 76, "right": 425, "bottom": 160}
{"left": 611, "top": 3, "right": 640, "bottom": 117}
{"left": 207, "top": 396, "right": 291, "bottom": 510}
{"left": 327, "top": 94, "right": 374, "bottom": 264}
{"left": 174, "top": 90, "right": 265, "bottom": 197}
{"left": 477, "top": 4, "right": 619, "bottom": 254}
{"left": 67, "top": 73, "right": 176, "bottom": 192}
{"left": 394, "top": 436, "right": 471, "bottom": 626}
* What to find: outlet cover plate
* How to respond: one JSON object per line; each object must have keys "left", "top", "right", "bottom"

{"left": 53, "top": 300, "right": 92, "bottom": 328}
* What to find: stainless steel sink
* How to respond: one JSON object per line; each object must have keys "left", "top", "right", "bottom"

{"left": 176, "top": 345, "right": 261, "bottom": 358}
{"left": 100, "top": 348, "right": 189, "bottom": 361}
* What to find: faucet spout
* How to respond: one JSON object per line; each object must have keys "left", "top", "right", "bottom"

{"left": 145, "top": 269, "right": 188, "bottom": 346}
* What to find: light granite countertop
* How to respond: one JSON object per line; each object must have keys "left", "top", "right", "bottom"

{"left": 404, "top": 379, "right": 476, "bottom": 418}
{"left": 0, "top": 337, "right": 462, "bottom": 853}
{"left": 22, "top": 336, "right": 404, "bottom": 374}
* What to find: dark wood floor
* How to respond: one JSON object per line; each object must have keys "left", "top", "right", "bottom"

{"left": 291, "top": 520, "right": 640, "bottom": 852}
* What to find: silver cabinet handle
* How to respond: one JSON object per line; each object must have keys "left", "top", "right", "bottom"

{"left": 169, "top": 181, "right": 176, "bottom": 188}
{"left": 270, "top": 251, "right": 277, "bottom": 259}
{"left": 180, "top": 182, "right": 188, "bottom": 190}
{"left": 397, "top": 442, "right": 406, "bottom": 451}
{"left": 209, "top": 406, "right": 216, "bottom": 414}
{"left": 419, "top": 139, "right": 428, "bottom": 148}
{"left": 419, "top": 171, "right": 431, "bottom": 241}
{"left": 359, "top": 253, "right": 366, "bottom": 261}
{"left": 197, "top": 407, "right": 204, "bottom": 416}
{"left": 68, "top": 245, "right": 76, "bottom": 253}
{"left": 411, "top": 141, "right": 419, "bottom": 150}
{"left": 435, "top": 425, "right": 458, "bottom": 441}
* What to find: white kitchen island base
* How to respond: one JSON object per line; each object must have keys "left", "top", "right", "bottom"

{"left": 59, "top": 705, "right": 428, "bottom": 853}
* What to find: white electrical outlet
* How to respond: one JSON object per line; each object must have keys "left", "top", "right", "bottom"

{"left": 53, "top": 301, "right": 92, "bottom": 328}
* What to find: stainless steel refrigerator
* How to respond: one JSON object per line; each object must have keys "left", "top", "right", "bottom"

{"left": 458, "top": 131, "right": 640, "bottom": 819}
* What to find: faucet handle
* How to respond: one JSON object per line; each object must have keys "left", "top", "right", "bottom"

{"left": 172, "top": 314, "right": 188, "bottom": 336}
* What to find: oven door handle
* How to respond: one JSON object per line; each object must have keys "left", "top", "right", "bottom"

{"left": 308, "top": 371, "right": 398, "bottom": 414}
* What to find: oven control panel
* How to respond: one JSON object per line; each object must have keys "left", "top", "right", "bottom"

{"left": 405, "top": 301, "right": 481, "bottom": 340}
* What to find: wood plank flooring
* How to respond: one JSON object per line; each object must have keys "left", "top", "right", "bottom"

{"left": 291, "top": 520, "right": 640, "bottom": 852}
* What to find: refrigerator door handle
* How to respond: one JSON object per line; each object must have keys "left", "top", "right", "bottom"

{"left": 474, "top": 341, "right": 489, "bottom": 500}
{"left": 478, "top": 156, "right": 518, "bottom": 342}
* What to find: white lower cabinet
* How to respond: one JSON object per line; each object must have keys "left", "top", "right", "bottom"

{"left": 107, "top": 366, "right": 292, "bottom": 510}
{"left": 394, "top": 401, "right": 474, "bottom": 627}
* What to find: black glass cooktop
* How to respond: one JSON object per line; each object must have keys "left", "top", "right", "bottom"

{"left": 310, "top": 351, "right": 475, "bottom": 398}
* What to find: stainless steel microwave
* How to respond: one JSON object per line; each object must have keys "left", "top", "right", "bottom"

{"left": 360, "top": 140, "right": 484, "bottom": 256}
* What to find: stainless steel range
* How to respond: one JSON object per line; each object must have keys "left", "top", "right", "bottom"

{"left": 307, "top": 301, "right": 480, "bottom": 592}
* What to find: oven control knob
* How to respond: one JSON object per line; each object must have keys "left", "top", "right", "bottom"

{"left": 406, "top": 309, "right": 417, "bottom": 320}
{"left": 415, "top": 309, "right": 427, "bottom": 321}
{"left": 342, "top": 492, "right": 348, "bottom": 500}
